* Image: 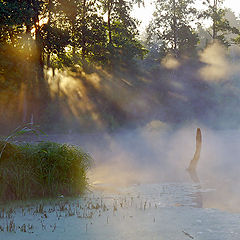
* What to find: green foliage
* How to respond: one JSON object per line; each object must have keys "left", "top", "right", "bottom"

{"left": 100, "top": 0, "right": 146, "bottom": 66}
{"left": 0, "top": 124, "right": 92, "bottom": 201}
{"left": 42, "top": 24, "right": 70, "bottom": 55}
{"left": 78, "top": 13, "right": 108, "bottom": 63}
{"left": 105, "top": 21, "right": 147, "bottom": 66}
{"left": 0, "top": 0, "right": 41, "bottom": 27}
{"left": 0, "top": 0, "right": 146, "bottom": 72}
{"left": 147, "top": 0, "right": 199, "bottom": 57}
{"left": 199, "top": 0, "right": 239, "bottom": 46}
{"left": 2, "top": 0, "right": 240, "bottom": 133}
{"left": 0, "top": 124, "right": 40, "bottom": 160}
{"left": 0, "top": 141, "right": 92, "bottom": 201}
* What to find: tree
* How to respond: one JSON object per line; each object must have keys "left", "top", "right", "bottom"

{"left": 147, "top": 0, "right": 199, "bottom": 57}
{"left": 101, "top": 0, "right": 146, "bottom": 66}
{"left": 101, "top": 0, "right": 138, "bottom": 44}
{"left": 0, "top": 0, "right": 147, "bottom": 131}
{"left": 0, "top": 0, "right": 53, "bottom": 124}
{"left": 200, "top": 0, "right": 239, "bottom": 46}
{"left": 132, "top": 0, "right": 144, "bottom": 7}
{"left": 53, "top": 0, "right": 108, "bottom": 64}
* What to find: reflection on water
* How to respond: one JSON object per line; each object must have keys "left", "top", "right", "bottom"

{"left": 16, "top": 129, "right": 240, "bottom": 214}
{"left": 187, "top": 169, "right": 240, "bottom": 213}
{"left": 98, "top": 182, "right": 205, "bottom": 209}
{"left": 187, "top": 158, "right": 240, "bottom": 213}
{"left": 1, "top": 181, "right": 240, "bottom": 240}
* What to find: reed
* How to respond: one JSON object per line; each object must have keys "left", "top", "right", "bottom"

{"left": 0, "top": 126, "right": 92, "bottom": 201}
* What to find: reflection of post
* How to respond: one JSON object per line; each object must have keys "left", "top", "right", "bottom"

{"left": 188, "top": 167, "right": 200, "bottom": 184}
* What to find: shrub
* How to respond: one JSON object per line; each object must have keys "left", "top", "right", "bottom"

{"left": 0, "top": 141, "right": 92, "bottom": 201}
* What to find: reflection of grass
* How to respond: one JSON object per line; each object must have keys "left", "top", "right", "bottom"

{"left": 0, "top": 186, "right": 162, "bottom": 234}
{"left": 0, "top": 140, "right": 92, "bottom": 201}
{"left": 0, "top": 195, "right": 110, "bottom": 233}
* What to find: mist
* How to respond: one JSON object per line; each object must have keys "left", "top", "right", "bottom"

{"left": 2, "top": 1, "right": 240, "bottom": 238}
{"left": 3, "top": 41, "right": 240, "bottom": 214}
{"left": 66, "top": 42, "right": 240, "bottom": 213}
{"left": 2, "top": 15, "right": 240, "bottom": 213}
{"left": 33, "top": 119, "right": 239, "bottom": 213}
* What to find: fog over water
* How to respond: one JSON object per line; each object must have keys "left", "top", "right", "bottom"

{"left": 87, "top": 125, "right": 240, "bottom": 213}
{"left": 33, "top": 121, "right": 240, "bottom": 213}
{"left": 16, "top": 42, "right": 240, "bottom": 214}
{"left": 3, "top": 2, "right": 240, "bottom": 239}
{"left": 3, "top": 42, "right": 240, "bottom": 213}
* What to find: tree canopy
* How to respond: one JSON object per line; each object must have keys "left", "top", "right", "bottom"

{"left": 1, "top": 0, "right": 240, "bottom": 132}
{"left": 147, "top": 0, "right": 199, "bottom": 57}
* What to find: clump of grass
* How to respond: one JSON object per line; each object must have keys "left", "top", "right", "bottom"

{"left": 0, "top": 140, "right": 92, "bottom": 201}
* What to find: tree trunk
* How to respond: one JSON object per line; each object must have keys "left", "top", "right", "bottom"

{"left": 173, "top": 0, "right": 177, "bottom": 56}
{"left": 212, "top": 0, "right": 218, "bottom": 40}
{"left": 81, "top": 0, "right": 87, "bottom": 58}
{"left": 107, "top": 0, "right": 112, "bottom": 44}
{"left": 47, "top": 52, "right": 50, "bottom": 68}
{"left": 35, "top": 25, "right": 45, "bottom": 90}
{"left": 34, "top": 16, "right": 50, "bottom": 122}
{"left": 21, "top": 24, "right": 33, "bottom": 123}
{"left": 47, "top": 0, "right": 52, "bottom": 68}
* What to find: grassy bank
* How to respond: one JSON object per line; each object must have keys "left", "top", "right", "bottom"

{"left": 0, "top": 141, "right": 92, "bottom": 201}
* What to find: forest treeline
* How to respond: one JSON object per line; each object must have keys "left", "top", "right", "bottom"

{"left": 1, "top": 0, "right": 240, "bottom": 133}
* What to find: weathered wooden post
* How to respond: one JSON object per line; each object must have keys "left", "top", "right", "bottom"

{"left": 188, "top": 128, "right": 202, "bottom": 171}
{"left": 187, "top": 128, "right": 202, "bottom": 183}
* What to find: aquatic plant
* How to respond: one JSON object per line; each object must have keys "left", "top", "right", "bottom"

{"left": 0, "top": 126, "right": 92, "bottom": 201}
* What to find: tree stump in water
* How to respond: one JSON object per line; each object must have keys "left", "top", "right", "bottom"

{"left": 187, "top": 128, "right": 202, "bottom": 183}
{"left": 187, "top": 128, "right": 202, "bottom": 172}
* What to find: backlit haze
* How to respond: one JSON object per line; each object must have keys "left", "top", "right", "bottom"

{"left": 133, "top": 0, "right": 240, "bottom": 32}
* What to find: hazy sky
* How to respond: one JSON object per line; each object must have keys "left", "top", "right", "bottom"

{"left": 133, "top": 0, "right": 240, "bottom": 31}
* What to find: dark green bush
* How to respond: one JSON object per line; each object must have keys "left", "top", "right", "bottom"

{"left": 0, "top": 141, "right": 92, "bottom": 201}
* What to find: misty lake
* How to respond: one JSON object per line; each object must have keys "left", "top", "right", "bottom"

{"left": 2, "top": 127, "right": 240, "bottom": 239}
{"left": 0, "top": 181, "right": 240, "bottom": 240}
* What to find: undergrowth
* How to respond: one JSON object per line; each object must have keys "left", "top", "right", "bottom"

{"left": 0, "top": 130, "right": 92, "bottom": 201}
